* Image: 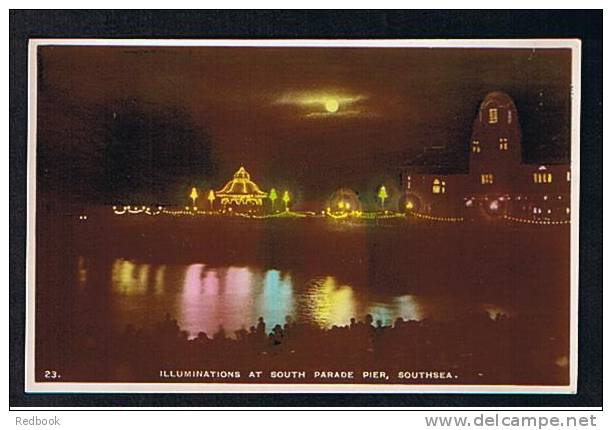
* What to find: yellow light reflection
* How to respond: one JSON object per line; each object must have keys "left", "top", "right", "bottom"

{"left": 111, "top": 259, "right": 150, "bottom": 295}
{"left": 77, "top": 256, "right": 87, "bottom": 288}
{"left": 308, "top": 276, "right": 356, "bottom": 328}
{"left": 153, "top": 265, "right": 166, "bottom": 295}
{"left": 325, "top": 99, "right": 339, "bottom": 113}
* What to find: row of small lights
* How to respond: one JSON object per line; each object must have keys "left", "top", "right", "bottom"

{"left": 108, "top": 205, "right": 567, "bottom": 225}
{"left": 112, "top": 205, "right": 309, "bottom": 219}
{"left": 113, "top": 205, "right": 163, "bottom": 215}
{"left": 464, "top": 195, "right": 564, "bottom": 202}
{"left": 408, "top": 211, "right": 464, "bottom": 223}
{"left": 503, "top": 215, "right": 571, "bottom": 225}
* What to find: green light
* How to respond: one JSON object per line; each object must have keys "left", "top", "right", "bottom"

{"left": 378, "top": 185, "right": 388, "bottom": 209}
{"left": 269, "top": 188, "right": 278, "bottom": 210}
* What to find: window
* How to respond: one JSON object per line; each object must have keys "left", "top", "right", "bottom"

{"left": 507, "top": 110, "right": 512, "bottom": 124}
{"left": 533, "top": 173, "right": 553, "bottom": 184}
{"left": 432, "top": 178, "right": 446, "bottom": 194}
{"left": 499, "top": 137, "right": 509, "bottom": 150}
{"left": 480, "top": 174, "right": 494, "bottom": 185}
{"left": 471, "top": 140, "right": 481, "bottom": 153}
{"left": 567, "top": 170, "right": 571, "bottom": 182}
{"left": 488, "top": 108, "right": 498, "bottom": 124}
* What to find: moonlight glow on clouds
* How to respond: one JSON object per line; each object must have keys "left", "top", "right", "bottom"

{"left": 275, "top": 90, "right": 369, "bottom": 118}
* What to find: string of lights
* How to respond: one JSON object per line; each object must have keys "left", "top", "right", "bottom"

{"left": 503, "top": 214, "right": 570, "bottom": 225}
{"left": 108, "top": 206, "right": 569, "bottom": 225}
{"left": 407, "top": 211, "right": 464, "bottom": 223}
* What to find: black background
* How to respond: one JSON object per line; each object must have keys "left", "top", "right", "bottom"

{"left": 9, "top": 9, "right": 602, "bottom": 408}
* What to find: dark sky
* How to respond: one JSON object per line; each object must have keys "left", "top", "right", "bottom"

{"left": 36, "top": 46, "right": 572, "bottom": 205}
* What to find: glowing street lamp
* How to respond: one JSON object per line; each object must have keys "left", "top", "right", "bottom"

{"left": 378, "top": 185, "right": 388, "bottom": 209}
{"left": 190, "top": 187, "right": 199, "bottom": 206}
{"left": 207, "top": 190, "right": 216, "bottom": 209}
{"left": 269, "top": 188, "right": 278, "bottom": 210}
{"left": 282, "top": 190, "right": 290, "bottom": 212}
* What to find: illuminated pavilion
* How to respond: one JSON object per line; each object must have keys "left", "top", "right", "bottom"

{"left": 216, "top": 166, "right": 268, "bottom": 207}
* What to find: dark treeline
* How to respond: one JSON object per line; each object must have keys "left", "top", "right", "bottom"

{"left": 36, "top": 92, "right": 216, "bottom": 204}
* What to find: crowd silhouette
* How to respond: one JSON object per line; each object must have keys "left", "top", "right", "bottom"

{"left": 59, "top": 311, "right": 568, "bottom": 386}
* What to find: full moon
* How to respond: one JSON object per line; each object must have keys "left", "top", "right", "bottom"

{"left": 325, "top": 99, "right": 339, "bottom": 113}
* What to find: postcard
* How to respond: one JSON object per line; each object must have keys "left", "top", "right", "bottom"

{"left": 25, "top": 39, "right": 580, "bottom": 393}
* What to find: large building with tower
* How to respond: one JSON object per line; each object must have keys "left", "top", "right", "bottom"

{"left": 400, "top": 91, "right": 571, "bottom": 222}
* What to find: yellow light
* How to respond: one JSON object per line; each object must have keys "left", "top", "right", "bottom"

{"left": 190, "top": 187, "right": 199, "bottom": 205}
{"left": 324, "top": 99, "right": 339, "bottom": 113}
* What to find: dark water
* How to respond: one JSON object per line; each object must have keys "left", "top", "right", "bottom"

{"left": 53, "top": 216, "right": 570, "bottom": 338}
{"left": 35, "top": 215, "right": 571, "bottom": 383}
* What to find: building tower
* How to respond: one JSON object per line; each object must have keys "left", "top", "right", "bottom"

{"left": 469, "top": 91, "right": 522, "bottom": 195}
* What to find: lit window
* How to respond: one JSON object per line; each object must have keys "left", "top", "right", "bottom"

{"left": 533, "top": 172, "right": 553, "bottom": 184}
{"left": 499, "top": 137, "right": 509, "bottom": 150}
{"left": 567, "top": 170, "right": 571, "bottom": 182}
{"left": 432, "top": 178, "right": 446, "bottom": 194}
{"left": 480, "top": 174, "right": 494, "bottom": 185}
{"left": 471, "top": 140, "right": 481, "bottom": 153}
{"left": 508, "top": 110, "right": 512, "bottom": 124}
{"left": 488, "top": 108, "right": 498, "bottom": 124}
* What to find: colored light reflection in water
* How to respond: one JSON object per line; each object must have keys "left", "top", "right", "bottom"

{"left": 110, "top": 258, "right": 166, "bottom": 296}
{"left": 77, "top": 256, "right": 87, "bottom": 288}
{"left": 368, "top": 304, "right": 394, "bottom": 326}
{"left": 178, "top": 265, "right": 258, "bottom": 338}
{"left": 222, "top": 267, "right": 255, "bottom": 332}
{"left": 307, "top": 276, "right": 356, "bottom": 328}
{"left": 394, "top": 295, "right": 423, "bottom": 321}
{"left": 482, "top": 303, "right": 512, "bottom": 320}
{"left": 153, "top": 265, "right": 166, "bottom": 295}
{"left": 103, "top": 259, "right": 499, "bottom": 338}
{"left": 258, "top": 270, "right": 295, "bottom": 329}
{"left": 111, "top": 259, "right": 151, "bottom": 295}
{"left": 180, "top": 264, "right": 218, "bottom": 337}
{"left": 367, "top": 295, "right": 423, "bottom": 326}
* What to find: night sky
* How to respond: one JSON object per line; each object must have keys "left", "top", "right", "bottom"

{"left": 36, "top": 46, "right": 572, "bottom": 206}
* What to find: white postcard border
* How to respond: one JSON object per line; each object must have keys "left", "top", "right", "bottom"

{"left": 25, "top": 38, "right": 581, "bottom": 394}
